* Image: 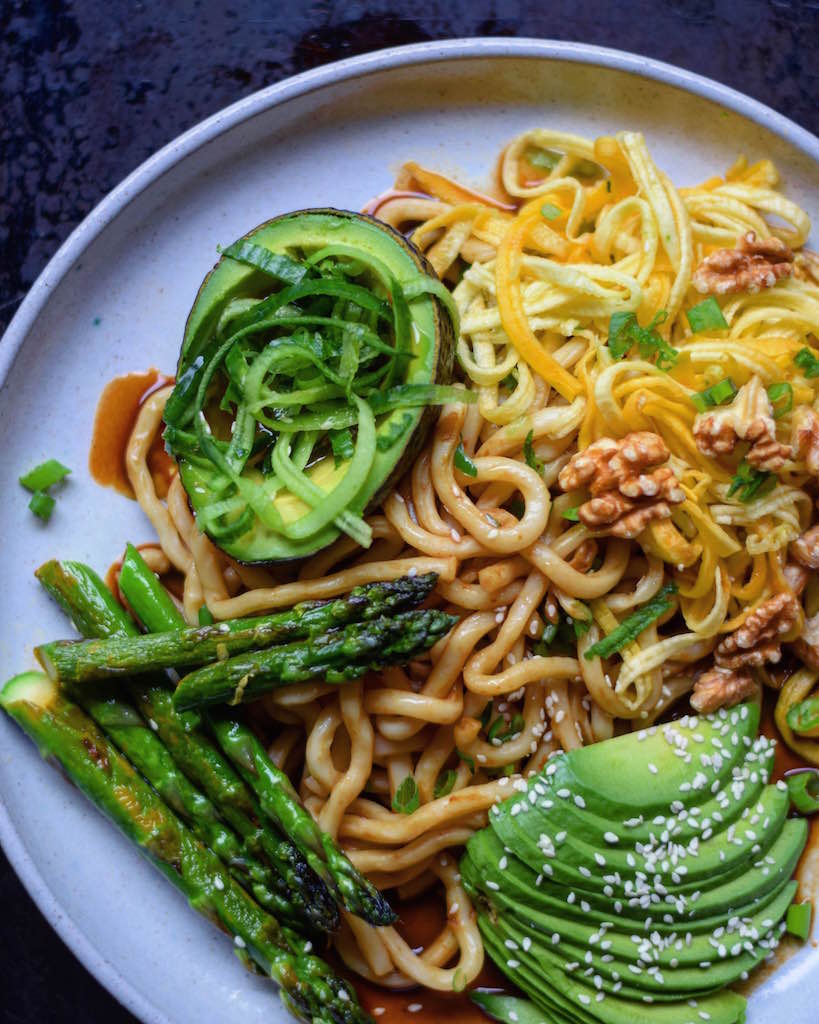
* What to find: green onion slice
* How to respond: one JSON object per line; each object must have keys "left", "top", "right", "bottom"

{"left": 691, "top": 378, "right": 737, "bottom": 413}
{"left": 584, "top": 583, "right": 677, "bottom": 660}
{"left": 454, "top": 442, "right": 478, "bottom": 477}
{"left": 686, "top": 296, "right": 728, "bottom": 333}
{"left": 392, "top": 776, "right": 420, "bottom": 815}
{"left": 19, "top": 459, "right": 71, "bottom": 492}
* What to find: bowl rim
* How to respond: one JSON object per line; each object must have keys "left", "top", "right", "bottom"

{"left": 1, "top": 36, "right": 817, "bottom": 1024}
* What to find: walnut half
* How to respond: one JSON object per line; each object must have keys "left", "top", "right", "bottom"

{"left": 692, "top": 231, "right": 794, "bottom": 295}
{"left": 791, "top": 524, "right": 819, "bottom": 570}
{"left": 791, "top": 406, "right": 819, "bottom": 476}
{"left": 715, "top": 592, "right": 800, "bottom": 668}
{"left": 691, "top": 666, "right": 756, "bottom": 714}
{"left": 693, "top": 375, "right": 789, "bottom": 471}
{"left": 557, "top": 432, "right": 685, "bottom": 540}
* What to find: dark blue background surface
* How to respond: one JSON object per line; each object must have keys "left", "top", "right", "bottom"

{"left": 1, "top": 1, "right": 818, "bottom": 1019}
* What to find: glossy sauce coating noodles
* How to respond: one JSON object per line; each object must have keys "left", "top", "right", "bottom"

{"left": 118, "top": 128, "right": 819, "bottom": 996}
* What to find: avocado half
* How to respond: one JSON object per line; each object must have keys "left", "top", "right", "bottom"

{"left": 167, "top": 209, "right": 455, "bottom": 563}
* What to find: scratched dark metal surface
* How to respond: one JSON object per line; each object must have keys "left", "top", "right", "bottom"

{"left": 2, "top": 1, "right": 818, "bottom": 1020}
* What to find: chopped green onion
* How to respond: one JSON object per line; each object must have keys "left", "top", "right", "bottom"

{"left": 434, "top": 770, "right": 458, "bottom": 799}
{"left": 330, "top": 427, "right": 355, "bottom": 465}
{"left": 198, "top": 605, "right": 215, "bottom": 626}
{"left": 795, "top": 347, "right": 819, "bottom": 378}
{"left": 607, "top": 311, "right": 677, "bottom": 370}
{"left": 454, "top": 442, "right": 478, "bottom": 477}
{"left": 785, "top": 901, "right": 812, "bottom": 941}
{"left": 767, "top": 382, "right": 793, "bottom": 419}
{"left": 392, "top": 775, "right": 420, "bottom": 815}
{"left": 534, "top": 621, "right": 558, "bottom": 652}
{"left": 487, "top": 717, "right": 507, "bottom": 743}
{"left": 572, "top": 615, "right": 592, "bottom": 638}
{"left": 727, "top": 460, "right": 776, "bottom": 503}
{"left": 28, "top": 491, "right": 56, "bottom": 522}
{"left": 500, "top": 372, "right": 517, "bottom": 390}
{"left": 505, "top": 713, "right": 525, "bottom": 739}
{"left": 691, "top": 378, "right": 737, "bottom": 413}
{"left": 541, "top": 202, "right": 562, "bottom": 221}
{"left": 523, "top": 430, "right": 543, "bottom": 474}
{"left": 508, "top": 498, "right": 525, "bottom": 520}
{"left": 562, "top": 506, "right": 580, "bottom": 521}
{"left": 19, "top": 459, "right": 71, "bottom": 492}
{"left": 457, "top": 750, "right": 476, "bottom": 774}
{"left": 525, "top": 147, "right": 560, "bottom": 171}
{"left": 785, "top": 769, "right": 819, "bottom": 814}
{"left": 584, "top": 583, "right": 677, "bottom": 660}
{"left": 686, "top": 296, "right": 728, "bottom": 333}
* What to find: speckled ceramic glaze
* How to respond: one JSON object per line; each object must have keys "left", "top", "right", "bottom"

{"left": 1, "top": 39, "right": 817, "bottom": 1024}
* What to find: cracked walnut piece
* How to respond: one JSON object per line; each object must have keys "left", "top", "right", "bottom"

{"left": 557, "top": 432, "right": 685, "bottom": 539}
{"left": 692, "top": 231, "right": 794, "bottom": 295}
{"left": 690, "top": 666, "right": 756, "bottom": 714}
{"left": 715, "top": 592, "right": 800, "bottom": 668}
{"left": 791, "top": 523, "right": 819, "bottom": 570}
{"left": 693, "top": 375, "right": 790, "bottom": 472}
{"left": 791, "top": 406, "right": 819, "bottom": 476}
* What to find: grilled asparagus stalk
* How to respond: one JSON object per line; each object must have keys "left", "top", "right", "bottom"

{"left": 35, "top": 569, "right": 438, "bottom": 683}
{"left": 36, "top": 558, "right": 339, "bottom": 935}
{"left": 0, "top": 672, "right": 369, "bottom": 1024}
{"left": 118, "top": 544, "right": 399, "bottom": 926}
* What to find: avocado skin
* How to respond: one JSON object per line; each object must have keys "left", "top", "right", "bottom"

{"left": 461, "top": 705, "right": 807, "bottom": 1024}
{"left": 173, "top": 209, "right": 456, "bottom": 564}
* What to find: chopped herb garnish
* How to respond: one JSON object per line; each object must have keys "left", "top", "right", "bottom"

{"left": 572, "top": 615, "right": 592, "bottom": 638}
{"left": 198, "top": 605, "right": 215, "bottom": 626}
{"left": 727, "top": 459, "right": 776, "bottom": 503}
{"left": 795, "top": 347, "right": 819, "bottom": 378}
{"left": 691, "top": 378, "right": 737, "bottom": 413}
{"left": 541, "top": 202, "right": 562, "bottom": 221}
{"left": 508, "top": 498, "right": 525, "bottom": 520}
{"left": 562, "top": 506, "right": 580, "bottom": 521}
{"left": 767, "top": 382, "right": 793, "bottom": 419}
{"left": 525, "top": 147, "right": 560, "bottom": 171}
{"left": 607, "top": 311, "right": 677, "bottom": 370}
{"left": 505, "top": 713, "right": 525, "bottom": 738}
{"left": 500, "top": 372, "right": 517, "bottom": 390}
{"left": 686, "top": 296, "right": 728, "bottom": 333}
{"left": 454, "top": 442, "right": 478, "bottom": 477}
{"left": 392, "top": 775, "right": 420, "bottom": 814}
{"left": 457, "top": 750, "right": 476, "bottom": 774}
{"left": 584, "top": 583, "right": 677, "bottom": 660}
{"left": 28, "top": 491, "right": 56, "bottom": 522}
{"left": 523, "top": 430, "right": 543, "bottom": 474}
{"left": 434, "top": 770, "right": 458, "bottom": 799}
{"left": 19, "top": 459, "right": 71, "bottom": 493}
{"left": 487, "top": 717, "right": 507, "bottom": 743}
{"left": 330, "top": 427, "right": 355, "bottom": 465}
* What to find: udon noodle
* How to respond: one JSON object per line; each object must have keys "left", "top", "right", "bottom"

{"left": 116, "top": 128, "right": 819, "bottom": 993}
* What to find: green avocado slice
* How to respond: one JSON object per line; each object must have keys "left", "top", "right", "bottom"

{"left": 490, "top": 784, "right": 789, "bottom": 892}
{"left": 480, "top": 919, "right": 748, "bottom": 1024}
{"left": 463, "top": 820, "right": 805, "bottom": 932}
{"left": 462, "top": 705, "right": 807, "bottom": 1024}
{"left": 167, "top": 209, "right": 456, "bottom": 563}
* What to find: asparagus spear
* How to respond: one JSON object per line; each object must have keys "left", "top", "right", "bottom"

{"left": 172, "top": 609, "right": 456, "bottom": 711}
{"left": 0, "top": 673, "right": 368, "bottom": 1024}
{"left": 35, "top": 560, "right": 329, "bottom": 935}
{"left": 119, "top": 545, "right": 400, "bottom": 926}
{"left": 35, "top": 565, "right": 438, "bottom": 683}
{"left": 36, "top": 559, "right": 339, "bottom": 935}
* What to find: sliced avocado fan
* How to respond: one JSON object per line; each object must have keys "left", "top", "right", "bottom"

{"left": 163, "top": 209, "right": 459, "bottom": 563}
{"left": 463, "top": 704, "right": 808, "bottom": 1024}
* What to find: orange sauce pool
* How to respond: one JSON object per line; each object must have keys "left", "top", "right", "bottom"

{"left": 89, "top": 369, "right": 175, "bottom": 499}
{"left": 351, "top": 895, "right": 510, "bottom": 1023}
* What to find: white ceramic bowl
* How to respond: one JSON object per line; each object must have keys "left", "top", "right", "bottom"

{"left": 1, "top": 38, "right": 817, "bottom": 1024}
